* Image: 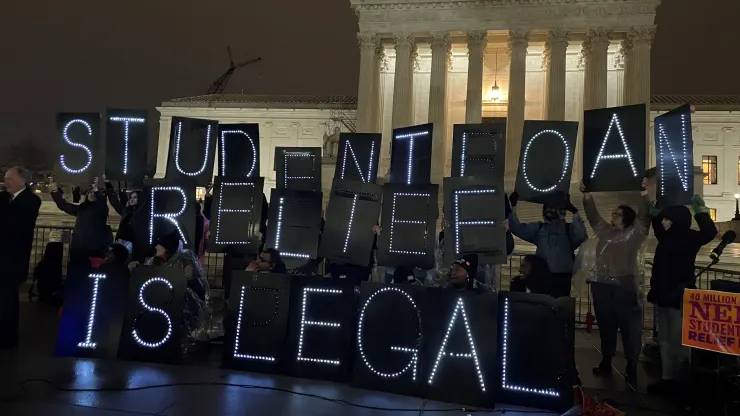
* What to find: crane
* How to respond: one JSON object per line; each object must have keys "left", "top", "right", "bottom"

{"left": 205, "top": 46, "right": 262, "bottom": 95}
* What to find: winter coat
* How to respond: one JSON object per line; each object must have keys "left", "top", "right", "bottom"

{"left": 52, "top": 189, "right": 112, "bottom": 255}
{"left": 508, "top": 213, "right": 588, "bottom": 274}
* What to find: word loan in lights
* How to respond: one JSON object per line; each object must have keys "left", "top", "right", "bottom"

{"left": 174, "top": 122, "right": 212, "bottom": 176}
{"left": 501, "top": 299, "right": 559, "bottom": 397}
{"left": 78, "top": 273, "right": 106, "bottom": 349}
{"left": 395, "top": 130, "right": 429, "bottom": 185}
{"left": 428, "top": 298, "right": 486, "bottom": 392}
{"left": 215, "top": 182, "right": 254, "bottom": 245}
{"left": 297, "top": 287, "right": 343, "bottom": 365}
{"left": 132, "top": 277, "right": 173, "bottom": 349}
{"left": 232, "top": 286, "right": 276, "bottom": 362}
{"left": 273, "top": 197, "right": 310, "bottom": 260}
{"left": 220, "top": 130, "right": 257, "bottom": 178}
{"left": 109, "top": 117, "right": 145, "bottom": 175}
{"left": 357, "top": 287, "right": 419, "bottom": 380}
{"left": 342, "top": 140, "right": 375, "bottom": 183}
{"left": 657, "top": 115, "right": 690, "bottom": 195}
{"left": 61, "top": 119, "right": 93, "bottom": 174}
{"left": 149, "top": 186, "right": 189, "bottom": 245}
{"left": 454, "top": 189, "right": 497, "bottom": 255}
{"left": 522, "top": 130, "right": 570, "bottom": 193}
{"left": 389, "top": 193, "right": 429, "bottom": 256}
{"left": 460, "top": 132, "right": 497, "bottom": 176}
{"left": 590, "top": 114, "right": 637, "bottom": 179}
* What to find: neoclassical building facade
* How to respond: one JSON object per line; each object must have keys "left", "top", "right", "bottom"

{"left": 350, "top": 0, "right": 660, "bottom": 183}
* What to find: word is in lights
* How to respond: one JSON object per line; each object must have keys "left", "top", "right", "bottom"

{"left": 296, "top": 287, "right": 343, "bottom": 365}
{"left": 453, "top": 189, "right": 498, "bottom": 255}
{"left": 149, "top": 186, "right": 189, "bottom": 245}
{"left": 77, "top": 273, "right": 106, "bottom": 349}
{"left": 273, "top": 197, "right": 311, "bottom": 260}
{"left": 215, "top": 182, "right": 254, "bottom": 245}
{"left": 342, "top": 140, "right": 375, "bottom": 183}
{"left": 174, "top": 122, "right": 212, "bottom": 177}
{"left": 395, "top": 130, "right": 429, "bottom": 185}
{"left": 132, "top": 277, "right": 174, "bottom": 349}
{"left": 61, "top": 119, "right": 93, "bottom": 174}
{"left": 389, "top": 192, "right": 429, "bottom": 256}
{"left": 109, "top": 117, "right": 145, "bottom": 175}
{"left": 657, "top": 114, "right": 691, "bottom": 196}
{"left": 220, "top": 130, "right": 257, "bottom": 178}
{"left": 522, "top": 130, "right": 570, "bottom": 193}
{"left": 590, "top": 114, "right": 637, "bottom": 179}
{"left": 232, "top": 286, "right": 279, "bottom": 362}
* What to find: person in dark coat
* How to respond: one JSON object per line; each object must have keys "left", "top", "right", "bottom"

{"left": 0, "top": 166, "right": 41, "bottom": 349}
{"left": 510, "top": 255, "right": 552, "bottom": 295}
{"left": 647, "top": 196, "right": 717, "bottom": 396}
{"left": 103, "top": 176, "right": 146, "bottom": 262}
{"left": 444, "top": 254, "right": 492, "bottom": 293}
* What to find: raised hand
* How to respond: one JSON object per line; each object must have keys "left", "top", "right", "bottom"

{"left": 128, "top": 261, "right": 140, "bottom": 270}
{"left": 372, "top": 225, "right": 382, "bottom": 235}
{"left": 579, "top": 182, "right": 591, "bottom": 200}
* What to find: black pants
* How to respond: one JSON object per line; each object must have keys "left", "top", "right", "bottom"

{"left": 551, "top": 272, "right": 573, "bottom": 298}
{"left": 0, "top": 279, "right": 20, "bottom": 348}
{"left": 591, "top": 282, "right": 642, "bottom": 363}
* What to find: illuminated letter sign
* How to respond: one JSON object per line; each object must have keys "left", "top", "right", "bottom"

{"left": 389, "top": 123, "right": 433, "bottom": 185}
{"left": 55, "top": 113, "right": 101, "bottom": 182}
{"left": 513, "top": 120, "right": 578, "bottom": 204}
{"left": 443, "top": 177, "right": 506, "bottom": 265}
{"left": 78, "top": 273, "right": 106, "bottom": 349}
{"left": 208, "top": 176, "right": 264, "bottom": 255}
{"left": 146, "top": 179, "right": 196, "bottom": 250}
{"left": 165, "top": 117, "right": 219, "bottom": 186}
{"left": 451, "top": 123, "right": 507, "bottom": 181}
{"left": 275, "top": 147, "right": 322, "bottom": 192}
{"left": 333, "top": 133, "right": 381, "bottom": 184}
{"left": 264, "top": 189, "right": 323, "bottom": 269}
{"left": 654, "top": 104, "right": 694, "bottom": 207}
{"left": 105, "top": 109, "right": 148, "bottom": 181}
{"left": 318, "top": 180, "right": 382, "bottom": 265}
{"left": 582, "top": 104, "right": 646, "bottom": 192}
{"left": 218, "top": 123, "right": 260, "bottom": 179}
{"left": 376, "top": 183, "right": 438, "bottom": 270}
{"left": 296, "top": 287, "right": 344, "bottom": 365}
{"left": 132, "top": 277, "right": 174, "bottom": 348}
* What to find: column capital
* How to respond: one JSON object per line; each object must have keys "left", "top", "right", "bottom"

{"left": 357, "top": 32, "right": 379, "bottom": 49}
{"left": 546, "top": 28, "right": 570, "bottom": 45}
{"left": 582, "top": 28, "right": 612, "bottom": 56}
{"left": 507, "top": 29, "right": 530, "bottom": 57}
{"left": 628, "top": 25, "right": 657, "bottom": 45}
{"left": 393, "top": 33, "right": 415, "bottom": 49}
{"left": 467, "top": 30, "right": 488, "bottom": 46}
{"left": 411, "top": 42, "right": 420, "bottom": 73}
{"left": 430, "top": 32, "right": 451, "bottom": 48}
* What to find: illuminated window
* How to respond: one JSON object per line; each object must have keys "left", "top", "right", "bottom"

{"left": 709, "top": 208, "right": 717, "bottom": 221}
{"left": 195, "top": 187, "right": 206, "bottom": 201}
{"left": 702, "top": 156, "right": 717, "bottom": 185}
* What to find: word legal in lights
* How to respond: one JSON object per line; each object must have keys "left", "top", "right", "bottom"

{"left": 682, "top": 289, "right": 740, "bottom": 356}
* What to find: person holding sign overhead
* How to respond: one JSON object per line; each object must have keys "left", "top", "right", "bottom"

{"left": 103, "top": 175, "right": 146, "bottom": 263}
{"left": 580, "top": 179, "right": 651, "bottom": 384}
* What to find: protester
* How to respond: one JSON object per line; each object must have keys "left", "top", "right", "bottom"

{"left": 580, "top": 180, "right": 650, "bottom": 384}
{"left": 245, "top": 248, "right": 286, "bottom": 273}
{"left": 103, "top": 239, "right": 134, "bottom": 267}
{"left": 510, "top": 254, "right": 552, "bottom": 295}
{"left": 508, "top": 191, "right": 588, "bottom": 298}
{"left": 131, "top": 231, "right": 209, "bottom": 350}
{"left": 193, "top": 201, "right": 209, "bottom": 264}
{"left": 0, "top": 166, "right": 41, "bottom": 349}
{"left": 103, "top": 176, "right": 146, "bottom": 262}
{"left": 647, "top": 195, "right": 717, "bottom": 396}
{"left": 444, "top": 254, "right": 492, "bottom": 292}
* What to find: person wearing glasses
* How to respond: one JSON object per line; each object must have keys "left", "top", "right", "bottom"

{"left": 245, "top": 248, "right": 286, "bottom": 274}
{"left": 580, "top": 179, "right": 651, "bottom": 385}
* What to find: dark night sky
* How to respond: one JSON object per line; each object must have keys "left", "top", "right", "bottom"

{"left": 0, "top": 0, "right": 737, "bottom": 149}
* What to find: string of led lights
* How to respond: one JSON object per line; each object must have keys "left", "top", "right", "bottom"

{"left": 149, "top": 186, "right": 189, "bottom": 245}
{"left": 521, "top": 129, "right": 570, "bottom": 193}
{"left": 389, "top": 192, "right": 430, "bottom": 256}
{"left": 296, "top": 287, "right": 343, "bottom": 366}
{"left": 656, "top": 114, "right": 691, "bottom": 195}
{"left": 394, "top": 130, "right": 429, "bottom": 185}
{"left": 342, "top": 195, "right": 358, "bottom": 253}
{"left": 341, "top": 140, "right": 375, "bottom": 183}
{"left": 60, "top": 119, "right": 94, "bottom": 174}
{"left": 131, "top": 277, "right": 174, "bottom": 349}
{"left": 232, "top": 286, "right": 278, "bottom": 362}
{"left": 283, "top": 151, "right": 316, "bottom": 188}
{"left": 109, "top": 116, "right": 145, "bottom": 175}
{"left": 589, "top": 113, "right": 638, "bottom": 179}
{"left": 460, "top": 132, "right": 497, "bottom": 177}
{"left": 220, "top": 130, "right": 257, "bottom": 177}
{"left": 272, "top": 196, "right": 311, "bottom": 259}
{"left": 77, "top": 273, "right": 106, "bottom": 349}
{"left": 215, "top": 182, "right": 255, "bottom": 245}
{"left": 453, "top": 189, "right": 498, "bottom": 256}
{"left": 174, "top": 121, "right": 212, "bottom": 177}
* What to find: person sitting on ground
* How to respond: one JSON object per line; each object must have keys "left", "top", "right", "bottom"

{"left": 103, "top": 239, "right": 133, "bottom": 267}
{"left": 444, "top": 254, "right": 491, "bottom": 292}
{"left": 510, "top": 254, "right": 552, "bottom": 295}
{"left": 245, "top": 248, "right": 286, "bottom": 274}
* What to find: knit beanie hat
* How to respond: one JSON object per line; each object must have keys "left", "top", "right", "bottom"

{"left": 154, "top": 230, "right": 181, "bottom": 255}
{"left": 452, "top": 253, "right": 478, "bottom": 278}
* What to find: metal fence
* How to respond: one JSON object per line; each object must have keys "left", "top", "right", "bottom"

{"left": 29, "top": 225, "right": 740, "bottom": 331}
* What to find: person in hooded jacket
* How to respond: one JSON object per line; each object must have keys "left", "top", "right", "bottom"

{"left": 444, "top": 254, "right": 492, "bottom": 293}
{"left": 103, "top": 176, "right": 146, "bottom": 263}
{"left": 647, "top": 195, "right": 717, "bottom": 396}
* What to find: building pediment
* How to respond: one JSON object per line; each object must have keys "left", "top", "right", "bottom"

{"left": 350, "top": 0, "right": 661, "bottom": 34}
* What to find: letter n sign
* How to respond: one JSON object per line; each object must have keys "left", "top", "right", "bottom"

{"left": 654, "top": 103, "right": 694, "bottom": 207}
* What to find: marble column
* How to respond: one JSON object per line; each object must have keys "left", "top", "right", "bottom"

{"left": 465, "top": 31, "right": 487, "bottom": 123}
{"left": 506, "top": 30, "right": 529, "bottom": 177}
{"left": 621, "top": 38, "right": 635, "bottom": 105}
{"left": 428, "top": 32, "right": 451, "bottom": 183}
{"left": 371, "top": 43, "right": 385, "bottom": 132}
{"left": 614, "top": 44, "right": 626, "bottom": 106}
{"left": 356, "top": 32, "right": 380, "bottom": 133}
{"left": 543, "top": 28, "right": 569, "bottom": 121}
{"left": 391, "top": 33, "right": 415, "bottom": 129}
{"left": 627, "top": 26, "right": 656, "bottom": 165}
{"left": 582, "top": 28, "right": 612, "bottom": 111}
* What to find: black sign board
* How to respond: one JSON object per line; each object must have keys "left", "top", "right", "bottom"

{"left": 221, "top": 272, "right": 292, "bottom": 374}
{"left": 105, "top": 109, "right": 149, "bottom": 182}
{"left": 207, "top": 176, "right": 264, "bottom": 255}
{"left": 117, "top": 266, "right": 187, "bottom": 364}
{"left": 351, "top": 283, "right": 424, "bottom": 397}
{"left": 217, "top": 123, "right": 260, "bottom": 180}
{"left": 318, "top": 179, "right": 382, "bottom": 266}
{"left": 582, "top": 104, "right": 646, "bottom": 192}
{"left": 376, "top": 183, "right": 438, "bottom": 270}
{"left": 54, "top": 264, "right": 129, "bottom": 359}
{"left": 275, "top": 147, "right": 322, "bottom": 192}
{"left": 333, "top": 133, "right": 381, "bottom": 184}
{"left": 286, "top": 278, "right": 358, "bottom": 382}
{"left": 264, "top": 189, "right": 323, "bottom": 270}
{"left": 420, "top": 288, "right": 499, "bottom": 408}
{"left": 654, "top": 104, "right": 694, "bottom": 207}
{"left": 451, "top": 123, "right": 507, "bottom": 181}
{"left": 389, "top": 123, "right": 433, "bottom": 185}
{"left": 55, "top": 113, "right": 102, "bottom": 184}
{"left": 514, "top": 120, "right": 578, "bottom": 205}
{"left": 443, "top": 177, "right": 506, "bottom": 265}
{"left": 165, "top": 117, "right": 219, "bottom": 186}
{"left": 498, "top": 292, "right": 575, "bottom": 412}
{"left": 143, "top": 179, "right": 196, "bottom": 251}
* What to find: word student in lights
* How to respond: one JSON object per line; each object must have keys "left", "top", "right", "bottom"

{"left": 232, "top": 286, "right": 279, "bottom": 362}
{"left": 523, "top": 130, "right": 570, "bottom": 193}
{"left": 590, "top": 113, "right": 638, "bottom": 179}
{"left": 132, "top": 277, "right": 174, "bottom": 348}
{"left": 390, "top": 193, "right": 429, "bottom": 256}
{"left": 273, "top": 197, "right": 310, "bottom": 260}
{"left": 396, "top": 130, "right": 429, "bottom": 185}
{"left": 78, "top": 273, "right": 106, "bottom": 349}
{"left": 357, "top": 287, "right": 420, "bottom": 380}
{"left": 109, "top": 116, "right": 146, "bottom": 175}
{"left": 453, "top": 189, "right": 498, "bottom": 255}
{"left": 220, "top": 130, "right": 257, "bottom": 177}
{"left": 657, "top": 114, "right": 691, "bottom": 196}
{"left": 297, "top": 287, "right": 343, "bottom": 365}
{"left": 175, "top": 121, "right": 212, "bottom": 177}
{"left": 149, "top": 186, "right": 188, "bottom": 245}
{"left": 342, "top": 141, "right": 375, "bottom": 183}
{"left": 61, "top": 119, "right": 93, "bottom": 174}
